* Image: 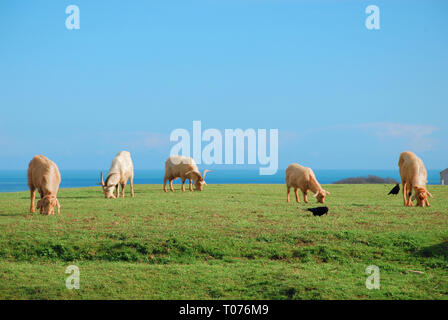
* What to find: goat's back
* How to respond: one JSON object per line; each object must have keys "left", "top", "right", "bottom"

{"left": 165, "top": 156, "right": 198, "bottom": 179}
{"left": 108, "top": 151, "right": 134, "bottom": 180}
{"left": 398, "top": 151, "right": 427, "bottom": 186}
{"left": 27, "top": 155, "right": 61, "bottom": 193}
{"left": 286, "top": 163, "right": 313, "bottom": 187}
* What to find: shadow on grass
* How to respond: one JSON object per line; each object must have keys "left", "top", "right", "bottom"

{"left": 415, "top": 241, "right": 448, "bottom": 259}
{"left": 57, "top": 196, "right": 99, "bottom": 199}
{"left": 19, "top": 196, "right": 99, "bottom": 199}
{"left": 0, "top": 212, "right": 30, "bottom": 217}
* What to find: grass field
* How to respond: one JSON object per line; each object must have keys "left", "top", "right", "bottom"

{"left": 0, "top": 184, "right": 447, "bottom": 300}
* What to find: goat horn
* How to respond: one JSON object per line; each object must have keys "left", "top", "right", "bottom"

{"left": 203, "top": 169, "right": 211, "bottom": 179}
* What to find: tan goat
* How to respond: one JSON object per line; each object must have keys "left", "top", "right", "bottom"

{"left": 164, "top": 155, "right": 210, "bottom": 192}
{"left": 286, "top": 163, "right": 330, "bottom": 204}
{"left": 27, "top": 155, "right": 61, "bottom": 215}
{"left": 398, "top": 151, "right": 433, "bottom": 207}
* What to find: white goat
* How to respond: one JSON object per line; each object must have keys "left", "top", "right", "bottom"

{"left": 100, "top": 151, "right": 135, "bottom": 198}
{"left": 164, "top": 155, "right": 210, "bottom": 192}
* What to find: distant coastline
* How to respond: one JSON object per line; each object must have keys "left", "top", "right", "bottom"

{"left": 0, "top": 169, "right": 442, "bottom": 193}
{"left": 334, "top": 175, "right": 399, "bottom": 184}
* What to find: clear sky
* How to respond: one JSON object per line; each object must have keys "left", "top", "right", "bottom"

{"left": 0, "top": 0, "right": 447, "bottom": 171}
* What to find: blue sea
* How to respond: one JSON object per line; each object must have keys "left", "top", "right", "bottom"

{"left": 0, "top": 169, "right": 442, "bottom": 193}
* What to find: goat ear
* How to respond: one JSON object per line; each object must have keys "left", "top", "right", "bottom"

{"left": 187, "top": 171, "right": 201, "bottom": 181}
{"left": 427, "top": 191, "right": 434, "bottom": 198}
{"left": 325, "top": 190, "right": 331, "bottom": 195}
{"left": 313, "top": 192, "right": 318, "bottom": 197}
{"left": 194, "top": 171, "right": 202, "bottom": 181}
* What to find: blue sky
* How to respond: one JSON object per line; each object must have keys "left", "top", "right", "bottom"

{"left": 0, "top": 0, "right": 447, "bottom": 171}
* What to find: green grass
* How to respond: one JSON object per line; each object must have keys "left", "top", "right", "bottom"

{"left": 0, "top": 184, "right": 447, "bottom": 299}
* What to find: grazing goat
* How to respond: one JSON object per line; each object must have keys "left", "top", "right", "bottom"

{"left": 164, "top": 155, "right": 210, "bottom": 192}
{"left": 27, "top": 155, "right": 61, "bottom": 215}
{"left": 286, "top": 163, "right": 330, "bottom": 204}
{"left": 100, "top": 151, "right": 135, "bottom": 199}
{"left": 398, "top": 151, "right": 433, "bottom": 207}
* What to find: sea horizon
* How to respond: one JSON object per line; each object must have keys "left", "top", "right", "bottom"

{"left": 0, "top": 169, "right": 443, "bottom": 193}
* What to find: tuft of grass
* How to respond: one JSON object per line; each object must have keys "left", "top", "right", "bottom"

{"left": 0, "top": 184, "right": 447, "bottom": 299}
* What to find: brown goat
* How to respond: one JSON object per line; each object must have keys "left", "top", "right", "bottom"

{"left": 27, "top": 155, "right": 61, "bottom": 215}
{"left": 163, "top": 156, "right": 210, "bottom": 192}
{"left": 398, "top": 151, "right": 433, "bottom": 207}
{"left": 286, "top": 163, "right": 330, "bottom": 204}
